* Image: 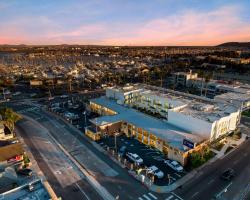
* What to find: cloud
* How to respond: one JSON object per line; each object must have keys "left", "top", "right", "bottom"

{"left": 99, "top": 5, "right": 250, "bottom": 45}
{"left": 0, "top": 4, "right": 249, "bottom": 45}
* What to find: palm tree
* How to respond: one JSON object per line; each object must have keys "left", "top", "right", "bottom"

{"left": 0, "top": 108, "right": 21, "bottom": 136}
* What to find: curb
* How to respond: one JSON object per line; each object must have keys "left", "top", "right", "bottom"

{"left": 15, "top": 124, "right": 59, "bottom": 200}
{"left": 22, "top": 115, "right": 115, "bottom": 200}
{"left": 44, "top": 109, "right": 198, "bottom": 193}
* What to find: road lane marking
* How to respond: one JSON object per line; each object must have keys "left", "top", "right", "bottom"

{"left": 215, "top": 182, "right": 233, "bottom": 198}
{"left": 138, "top": 198, "right": 144, "bottom": 200}
{"left": 190, "top": 192, "right": 199, "bottom": 199}
{"left": 165, "top": 195, "right": 174, "bottom": 200}
{"left": 75, "top": 183, "right": 91, "bottom": 200}
{"left": 208, "top": 179, "right": 215, "bottom": 185}
{"left": 148, "top": 193, "right": 157, "bottom": 199}
{"left": 143, "top": 194, "right": 152, "bottom": 200}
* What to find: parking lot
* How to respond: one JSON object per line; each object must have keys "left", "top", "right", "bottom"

{"left": 96, "top": 135, "right": 186, "bottom": 186}
{"left": 47, "top": 95, "right": 100, "bottom": 131}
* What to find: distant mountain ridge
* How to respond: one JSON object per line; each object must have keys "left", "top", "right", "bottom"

{"left": 217, "top": 42, "right": 250, "bottom": 48}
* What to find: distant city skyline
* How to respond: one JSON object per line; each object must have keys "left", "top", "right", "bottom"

{"left": 0, "top": 0, "right": 250, "bottom": 46}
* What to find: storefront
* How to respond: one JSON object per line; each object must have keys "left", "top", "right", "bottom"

{"left": 85, "top": 127, "right": 101, "bottom": 141}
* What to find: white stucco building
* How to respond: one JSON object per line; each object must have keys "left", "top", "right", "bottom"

{"left": 87, "top": 84, "right": 240, "bottom": 165}
{"left": 103, "top": 84, "right": 240, "bottom": 141}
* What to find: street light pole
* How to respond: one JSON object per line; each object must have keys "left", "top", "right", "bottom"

{"left": 95, "top": 118, "right": 98, "bottom": 134}
{"left": 115, "top": 133, "right": 117, "bottom": 152}
{"left": 114, "top": 132, "right": 120, "bottom": 152}
{"left": 83, "top": 111, "right": 87, "bottom": 127}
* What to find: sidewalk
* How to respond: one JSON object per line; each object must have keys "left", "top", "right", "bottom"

{"left": 15, "top": 126, "right": 59, "bottom": 200}
{"left": 22, "top": 114, "right": 115, "bottom": 200}
{"left": 211, "top": 133, "right": 247, "bottom": 159}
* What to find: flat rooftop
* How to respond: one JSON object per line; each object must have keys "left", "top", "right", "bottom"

{"left": 0, "top": 179, "right": 51, "bottom": 200}
{"left": 90, "top": 97, "right": 203, "bottom": 151}
{"left": 108, "top": 84, "right": 141, "bottom": 93}
{"left": 176, "top": 101, "right": 238, "bottom": 122}
{"left": 0, "top": 143, "right": 24, "bottom": 162}
{"left": 215, "top": 92, "right": 250, "bottom": 102}
{"left": 140, "top": 89, "right": 189, "bottom": 108}
{"left": 136, "top": 84, "right": 239, "bottom": 122}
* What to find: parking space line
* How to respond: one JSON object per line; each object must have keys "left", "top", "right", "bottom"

{"left": 148, "top": 193, "right": 157, "bottom": 199}
{"left": 165, "top": 195, "right": 174, "bottom": 200}
{"left": 143, "top": 194, "right": 152, "bottom": 200}
{"left": 208, "top": 178, "right": 215, "bottom": 185}
{"left": 190, "top": 191, "right": 199, "bottom": 199}
{"left": 171, "top": 193, "right": 184, "bottom": 200}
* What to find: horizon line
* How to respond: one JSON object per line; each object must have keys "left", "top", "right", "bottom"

{"left": 0, "top": 41, "right": 249, "bottom": 47}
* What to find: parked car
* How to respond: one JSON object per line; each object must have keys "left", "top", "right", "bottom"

{"left": 126, "top": 152, "right": 143, "bottom": 165}
{"left": 17, "top": 168, "right": 33, "bottom": 176}
{"left": 60, "top": 95, "right": 68, "bottom": 98}
{"left": 118, "top": 146, "right": 127, "bottom": 157}
{"left": 220, "top": 168, "right": 235, "bottom": 180}
{"left": 164, "top": 160, "right": 183, "bottom": 172}
{"left": 146, "top": 165, "right": 164, "bottom": 179}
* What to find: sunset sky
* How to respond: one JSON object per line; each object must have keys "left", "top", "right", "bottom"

{"left": 0, "top": 0, "right": 250, "bottom": 46}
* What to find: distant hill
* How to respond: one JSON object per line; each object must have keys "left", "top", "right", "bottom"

{"left": 217, "top": 42, "right": 250, "bottom": 48}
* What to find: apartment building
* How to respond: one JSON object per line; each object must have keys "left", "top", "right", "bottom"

{"left": 169, "top": 70, "right": 198, "bottom": 87}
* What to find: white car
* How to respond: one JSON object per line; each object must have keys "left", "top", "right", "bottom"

{"left": 164, "top": 160, "right": 183, "bottom": 172}
{"left": 126, "top": 152, "right": 143, "bottom": 165}
{"left": 147, "top": 165, "right": 164, "bottom": 178}
{"left": 60, "top": 95, "right": 68, "bottom": 98}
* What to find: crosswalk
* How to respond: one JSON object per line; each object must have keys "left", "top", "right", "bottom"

{"left": 138, "top": 192, "right": 158, "bottom": 200}
{"left": 137, "top": 192, "right": 183, "bottom": 200}
{"left": 165, "top": 193, "right": 183, "bottom": 200}
{"left": 18, "top": 107, "right": 39, "bottom": 114}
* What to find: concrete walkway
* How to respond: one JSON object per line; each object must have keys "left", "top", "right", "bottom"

{"left": 211, "top": 133, "right": 247, "bottom": 158}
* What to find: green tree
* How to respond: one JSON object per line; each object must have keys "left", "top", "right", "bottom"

{"left": 0, "top": 108, "right": 21, "bottom": 136}
{"left": 189, "top": 145, "right": 213, "bottom": 169}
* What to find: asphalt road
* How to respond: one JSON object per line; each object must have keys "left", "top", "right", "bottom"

{"left": 16, "top": 118, "right": 102, "bottom": 200}
{"left": 7, "top": 100, "right": 250, "bottom": 200}
{"left": 174, "top": 136, "right": 250, "bottom": 200}
{"left": 8, "top": 101, "right": 177, "bottom": 200}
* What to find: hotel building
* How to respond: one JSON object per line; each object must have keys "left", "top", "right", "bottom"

{"left": 86, "top": 84, "right": 240, "bottom": 165}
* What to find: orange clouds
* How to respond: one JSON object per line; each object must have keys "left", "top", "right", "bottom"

{"left": 99, "top": 6, "right": 250, "bottom": 46}
{"left": 0, "top": 5, "right": 249, "bottom": 45}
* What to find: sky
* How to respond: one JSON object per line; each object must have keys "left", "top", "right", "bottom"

{"left": 0, "top": 0, "right": 250, "bottom": 46}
